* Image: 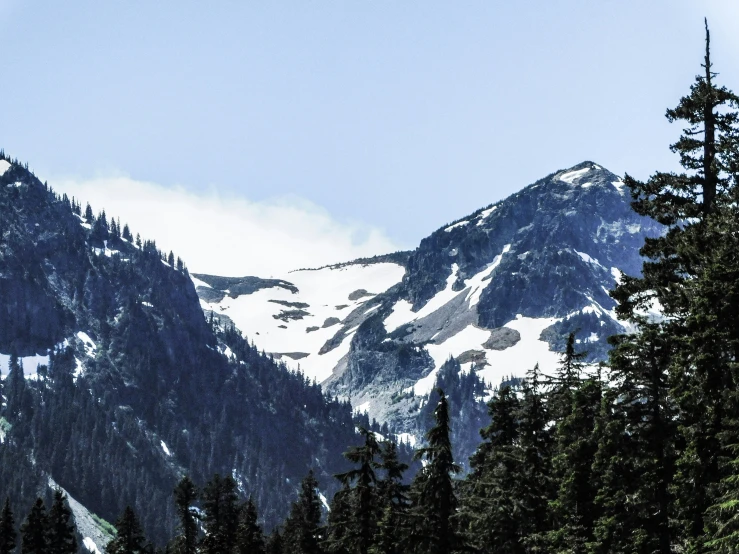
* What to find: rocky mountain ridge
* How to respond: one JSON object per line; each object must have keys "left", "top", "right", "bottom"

{"left": 196, "top": 161, "right": 662, "bottom": 438}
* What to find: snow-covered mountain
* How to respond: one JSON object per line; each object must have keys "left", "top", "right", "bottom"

{"left": 195, "top": 161, "right": 662, "bottom": 431}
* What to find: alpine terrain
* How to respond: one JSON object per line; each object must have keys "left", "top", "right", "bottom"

{"left": 195, "top": 161, "right": 662, "bottom": 447}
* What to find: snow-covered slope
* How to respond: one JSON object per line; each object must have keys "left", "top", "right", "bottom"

{"left": 194, "top": 259, "right": 406, "bottom": 382}
{"left": 194, "top": 161, "right": 662, "bottom": 432}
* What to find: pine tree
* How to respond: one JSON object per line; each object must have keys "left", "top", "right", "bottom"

{"left": 266, "top": 529, "right": 284, "bottom": 554}
{"left": 21, "top": 499, "right": 48, "bottom": 554}
{"left": 47, "top": 490, "right": 76, "bottom": 554}
{"left": 172, "top": 477, "right": 199, "bottom": 554}
{"left": 331, "top": 427, "right": 381, "bottom": 554}
{"left": 0, "top": 498, "right": 16, "bottom": 554}
{"left": 459, "top": 385, "right": 522, "bottom": 554}
{"left": 407, "top": 390, "right": 461, "bottom": 554}
{"left": 546, "top": 337, "right": 601, "bottom": 554}
{"left": 369, "top": 442, "right": 409, "bottom": 554}
{"left": 611, "top": 20, "right": 739, "bottom": 551}
{"left": 106, "top": 507, "right": 147, "bottom": 554}
{"left": 590, "top": 325, "right": 675, "bottom": 554}
{"left": 283, "top": 471, "right": 323, "bottom": 554}
{"left": 234, "top": 498, "right": 265, "bottom": 554}
{"left": 201, "top": 474, "right": 240, "bottom": 554}
{"left": 84, "top": 203, "right": 94, "bottom": 222}
{"left": 517, "top": 364, "right": 553, "bottom": 553}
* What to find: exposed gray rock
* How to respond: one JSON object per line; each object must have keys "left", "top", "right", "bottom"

{"left": 482, "top": 327, "right": 521, "bottom": 350}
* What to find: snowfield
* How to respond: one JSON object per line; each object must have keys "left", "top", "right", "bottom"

{"left": 197, "top": 262, "right": 406, "bottom": 383}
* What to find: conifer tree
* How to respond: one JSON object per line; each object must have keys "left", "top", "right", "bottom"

{"left": 201, "top": 474, "right": 240, "bottom": 554}
{"left": 266, "top": 529, "right": 284, "bottom": 554}
{"left": 173, "top": 477, "right": 199, "bottom": 554}
{"left": 369, "top": 441, "right": 409, "bottom": 554}
{"left": 0, "top": 498, "right": 16, "bottom": 554}
{"left": 21, "top": 499, "right": 48, "bottom": 554}
{"left": 408, "top": 390, "right": 461, "bottom": 554}
{"left": 47, "top": 490, "right": 76, "bottom": 554}
{"left": 611, "top": 20, "right": 739, "bottom": 550}
{"left": 331, "top": 428, "right": 381, "bottom": 554}
{"left": 517, "top": 364, "right": 553, "bottom": 553}
{"left": 459, "top": 385, "right": 522, "bottom": 554}
{"left": 234, "top": 498, "right": 265, "bottom": 554}
{"left": 106, "top": 506, "right": 147, "bottom": 554}
{"left": 545, "top": 337, "right": 601, "bottom": 554}
{"left": 283, "top": 471, "right": 323, "bottom": 554}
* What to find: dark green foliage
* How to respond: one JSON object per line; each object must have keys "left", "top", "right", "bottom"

{"left": 200, "top": 474, "right": 239, "bottom": 554}
{"left": 266, "top": 530, "right": 284, "bottom": 554}
{"left": 330, "top": 428, "right": 381, "bottom": 554}
{"left": 283, "top": 471, "right": 323, "bottom": 554}
{"left": 20, "top": 499, "right": 48, "bottom": 554}
{"left": 459, "top": 385, "right": 523, "bottom": 554}
{"left": 106, "top": 507, "right": 147, "bottom": 554}
{"left": 47, "top": 490, "right": 76, "bottom": 554}
{"left": 0, "top": 498, "right": 16, "bottom": 554}
{"left": 172, "top": 477, "right": 199, "bottom": 554}
{"left": 235, "top": 498, "right": 266, "bottom": 554}
{"left": 408, "top": 390, "right": 461, "bottom": 554}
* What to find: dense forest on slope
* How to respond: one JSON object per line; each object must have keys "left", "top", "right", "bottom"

{"left": 0, "top": 154, "right": 420, "bottom": 545}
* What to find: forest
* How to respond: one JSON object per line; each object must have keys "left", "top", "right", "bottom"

{"left": 2, "top": 19, "right": 739, "bottom": 554}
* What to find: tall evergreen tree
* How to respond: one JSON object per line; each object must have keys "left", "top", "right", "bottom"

{"left": 106, "top": 507, "right": 147, "bottom": 554}
{"left": 459, "top": 384, "right": 523, "bottom": 554}
{"left": 369, "top": 442, "right": 409, "bottom": 554}
{"left": 517, "top": 364, "right": 553, "bottom": 553}
{"left": 172, "top": 477, "right": 199, "bottom": 554}
{"left": 0, "top": 498, "right": 16, "bottom": 554}
{"left": 611, "top": 20, "right": 739, "bottom": 551}
{"left": 330, "top": 428, "right": 382, "bottom": 554}
{"left": 21, "top": 499, "right": 48, "bottom": 554}
{"left": 408, "top": 390, "right": 461, "bottom": 554}
{"left": 546, "top": 337, "right": 601, "bottom": 554}
{"left": 201, "top": 474, "right": 240, "bottom": 554}
{"left": 47, "top": 490, "right": 76, "bottom": 554}
{"left": 234, "top": 498, "right": 265, "bottom": 554}
{"left": 283, "top": 471, "right": 323, "bottom": 554}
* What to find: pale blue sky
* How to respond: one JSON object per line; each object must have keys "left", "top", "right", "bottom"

{"left": 1, "top": 1, "right": 738, "bottom": 260}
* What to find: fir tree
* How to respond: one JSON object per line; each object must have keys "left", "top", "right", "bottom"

{"left": 21, "top": 499, "right": 48, "bottom": 554}
{"left": 106, "top": 507, "right": 147, "bottom": 554}
{"left": 332, "top": 427, "right": 382, "bottom": 554}
{"left": 172, "top": 477, "right": 199, "bottom": 554}
{"left": 201, "top": 474, "right": 240, "bottom": 554}
{"left": 0, "top": 498, "right": 16, "bottom": 554}
{"left": 266, "top": 529, "right": 284, "bottom": 554}
{"left": 611, "top": 20, "right": 739, "bottom": 551}
{"left": 283, "top": 471, "right": 323, "bottom": 554}
{"left": 408, "top": 390, "right": 461, "bottom": 554}
{"left": 47, "top": 490, "right": 76, "bottom": 554}
{"left": 234, "top": 498, "right": 265, "bottom": 554}
{"left": 459, "top": 384, "right": 522, "bottom": 554}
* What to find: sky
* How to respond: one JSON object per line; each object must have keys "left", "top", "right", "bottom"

{"left": 2, "top": 1, "right": 738, "bottom": 275}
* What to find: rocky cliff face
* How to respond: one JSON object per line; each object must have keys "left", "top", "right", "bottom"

{"left": 196, "top": 162, "right": 661, "bottom": 449}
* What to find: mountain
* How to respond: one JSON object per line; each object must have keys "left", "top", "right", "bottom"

{"left": 195, "top": 161, "right": 662, "bottom": 453}
{"left": 0, "top": 154, "right": 380, "bottom": 547}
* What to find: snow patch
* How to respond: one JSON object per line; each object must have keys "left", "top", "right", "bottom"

{"left": 190, "top": 276, "right": 212, "bottom": 289}
{"left": 476, "top": 205, "right": 498, "bottom": 226}
{"left": 354, "top": 401, "right": 371, "bottom": 415}
{"left": 477, "top": 315, "right": 562, "bottom": 385}
{"left": 465, "top": 244, "right": 511, "bottom": 308}
{"left": 612, "top": 180, "right": 626, "bottom": 195}
{"left": 318, "top": 492, "right": 331, "bottom": 512}
{"left": 444, "top": 220, "right": 469, "bottom": 232}
{"left": 575, "top": 250, "right": 604, "bottom": 268}
{"left": 0, "top": 354, "right": 50, "bottom": 377}
{"left": 610, "top": 267, "right": 623, "bottom": 284}
{"left": 161, "top": 440, "right": 172, "bottom": 457}
{"left": 558, "top": 167, "right": 591, "bottom": 184}
{"left": 396, "top": 432, "right": 417, "bottom": 448}
{"left": 0, "top": 160, "right": 10, "bottom": 176}
{"left": 83, "top": 538, "right": 100, "bottom": 554}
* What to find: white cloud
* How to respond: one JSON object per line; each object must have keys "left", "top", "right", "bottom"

{"left": 55, "top": 175, "right": 404, "bottom": 277}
